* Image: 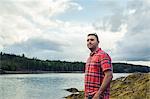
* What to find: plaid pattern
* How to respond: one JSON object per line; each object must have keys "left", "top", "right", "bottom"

{"left": 84, "top": 48, "right": 112, "bottom": 99}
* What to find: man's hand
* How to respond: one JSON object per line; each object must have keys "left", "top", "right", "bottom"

{"left": 92, "top": 92, "right": 103, "bottom": 99}
{"left": 92, "top": 70, "right": 113, "bottom": 99}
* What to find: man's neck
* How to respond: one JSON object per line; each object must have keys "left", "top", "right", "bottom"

{"left": 90, "top": 47, "right": 98, "bottom": 53}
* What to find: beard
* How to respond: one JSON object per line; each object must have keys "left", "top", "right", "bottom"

{"left": 87, "top": 44, "right": 97, "bottom": 52}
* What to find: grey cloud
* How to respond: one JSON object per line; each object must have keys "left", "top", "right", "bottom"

{"left": 108, "top": 13, "right": 125, "bottom": 32}
{"left": 113, "top": 0, "right": 150, "bottom": 61}
{"left": 114, "top": 35, "right": 150, "bottom": 61}
{"left": 3, "top": 37, "right": 63, "bottom": 54}
{"left": 93, "top": 0, "right": 150, "bottom": 61}
{"left": 93, "top": 1, "right": 126, "bottom": 32}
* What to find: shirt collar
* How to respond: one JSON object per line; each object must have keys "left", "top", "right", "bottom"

{"left": 90, "top": 48, "right": 101, "bottom": 56}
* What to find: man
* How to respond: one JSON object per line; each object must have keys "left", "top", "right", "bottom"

{"left": 85, "top": 33, "right": 113, "bottom": 99}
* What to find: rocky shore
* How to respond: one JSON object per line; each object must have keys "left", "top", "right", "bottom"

{"left": 64, "top": 73, "right": 150, "bottom": 99}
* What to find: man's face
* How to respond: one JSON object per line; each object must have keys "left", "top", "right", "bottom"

{"left": 87, "top": 35, "right": 99, "bottom": 50}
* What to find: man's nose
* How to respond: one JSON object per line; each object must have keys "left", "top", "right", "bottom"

{"left": 87, "top": 41, "right": 92, "bottom": 44}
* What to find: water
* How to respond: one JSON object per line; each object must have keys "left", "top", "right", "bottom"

{"left": 0, "top": 73, "right": 130, "bottom": 99}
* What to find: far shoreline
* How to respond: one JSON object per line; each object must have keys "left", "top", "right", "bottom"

{"left": 0, "top": 70, "right": 149, "bottom": 75}
{"left": 0, "top": 70, "right": 84, "bottom": 74}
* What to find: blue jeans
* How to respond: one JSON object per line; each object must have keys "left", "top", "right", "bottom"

{"left": 88, "top": 95, "right": 94, "bottom": 99}
{"left": 88, "top": 95, "right": 103, "bottom": 99}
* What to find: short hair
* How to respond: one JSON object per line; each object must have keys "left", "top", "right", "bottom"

{"left": 87, "top": 33, "right": 99, "bottom": 42}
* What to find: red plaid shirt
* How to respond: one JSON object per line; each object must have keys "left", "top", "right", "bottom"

{"left": 84, "top": 48, "right": 112, "bottom": 99}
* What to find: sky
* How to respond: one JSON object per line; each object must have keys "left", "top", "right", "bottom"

{"left": 0, "top": 0, "right": 150, "bottom": 63}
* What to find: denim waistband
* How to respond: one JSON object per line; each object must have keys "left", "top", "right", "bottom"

{"left": 88, "top": 95, "right": 94, "bottom": 99}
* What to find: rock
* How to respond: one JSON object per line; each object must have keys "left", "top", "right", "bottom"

{"left": 64, "top": 92, "right": 84, "bottom": 99}
{"left": 64, "top": 88, "right": 84, "bottom": 99}
{"left": 65, "top": 88, "right": 79, "bottom": 93}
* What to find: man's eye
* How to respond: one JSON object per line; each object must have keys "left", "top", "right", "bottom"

{"left": 87, "top": 39, "right": 94, "bottom": 41}
{"left": 90, "top": 39, "right": 94, "bottom": 41}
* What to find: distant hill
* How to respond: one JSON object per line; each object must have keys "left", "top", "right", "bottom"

{"left": 112, "top": 62, "right": 150, "bottom": 73}
{"left": 0, "top": 52, "right": 149, "bottom": 74}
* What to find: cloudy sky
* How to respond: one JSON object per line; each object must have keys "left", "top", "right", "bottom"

{"left": 0, "top": 0, "right": 150, "bottom": 63}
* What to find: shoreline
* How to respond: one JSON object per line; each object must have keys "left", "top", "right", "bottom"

{"left": 0, "top": 70, "right": 84, "bottom": 74}
{"left": 1, "top": 69, "right": 149, "bottom": 75}
{"left": 0, "top": 70, "right": 148, "bottom": 74}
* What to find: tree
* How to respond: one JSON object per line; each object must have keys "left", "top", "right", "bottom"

{"left": 22, "top": 53, "right": 25, "bottom": 58}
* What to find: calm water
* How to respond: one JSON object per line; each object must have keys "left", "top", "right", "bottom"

{"left": 0, "top": 73, "right": 130, "bottom": 99}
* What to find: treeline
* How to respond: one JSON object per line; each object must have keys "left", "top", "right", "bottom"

{"left": 0, "top": 52, "right": 150, "bottom": 74}
{"left": 0, "top": 52, "right": 84, "bottom": 73}
{"left": 113, "top": 63, "right": 150, "bottom": 73}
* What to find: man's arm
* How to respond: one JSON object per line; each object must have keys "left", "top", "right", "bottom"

{"left": 93, "top": 70, "right": 113, "bottom": 99}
